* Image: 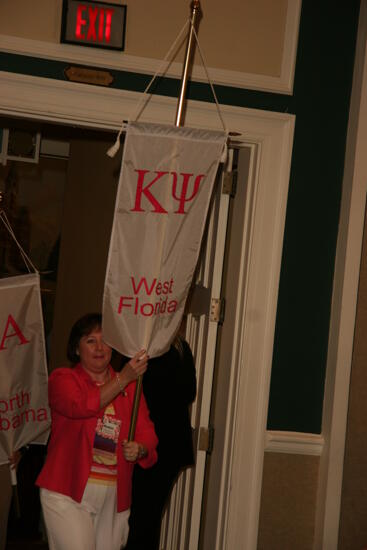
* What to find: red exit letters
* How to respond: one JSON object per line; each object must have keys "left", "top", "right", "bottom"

{"left": 75, "top": 4, "right": 114, "bottom": 43}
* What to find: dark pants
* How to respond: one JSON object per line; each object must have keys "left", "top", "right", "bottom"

{"left": 125, "top": 460, "right": 180, "bottom": 550}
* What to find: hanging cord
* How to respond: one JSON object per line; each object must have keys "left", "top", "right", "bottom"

{"left": 107, "top": 16, "right": 229, "bottom": 159}
{"left": 130, "top": 19, "right": 190, "bottom": 124}
{"left": 190, "top": 23, "right": 228, "bottom": 163}
{"left": 107, "top": 19, "right": 190, "bottom": 158}
{"left": 0, "top": 210, "right": 38, "bottom": 273}
{"left": 191, "top": 24, "right": 227, "bottom": 134}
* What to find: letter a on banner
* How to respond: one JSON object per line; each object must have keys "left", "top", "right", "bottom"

{"left": 103, "top": 122, "right": 226, "bottom": 358}
{"left": 0, "top": 273, "right": 50, "bottom": 465}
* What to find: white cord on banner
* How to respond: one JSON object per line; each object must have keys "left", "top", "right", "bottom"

{"left": 130, "top": 19, "right": 190, "bottom": 123}
{"left": 107, "top": 19, "right": 190, "bottom": 158}
{"left": 0, "top": 210, "right": 38, "bottom": 273}
{"left": 190, "top": 24, "right": 229, "bottom": 163}
{"left": 191, "top": 25, "right": 227, "bottom": 135}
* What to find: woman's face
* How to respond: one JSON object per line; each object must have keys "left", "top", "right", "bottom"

{"left": 77, "top": 328, "right": 112, "bottom": 379}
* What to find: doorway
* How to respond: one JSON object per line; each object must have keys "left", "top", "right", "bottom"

{"left": 1, "top": 116, "right": 236, "bottom": 550}
{"left": 0, "top": 116, "right": 123, "bottom": 549}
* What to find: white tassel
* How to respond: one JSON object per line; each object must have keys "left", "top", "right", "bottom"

{"left": 220, "top": 140, "right": 228, "bottom": 164}
{"left": 107, "top": 134, "right": 121, "bottom": 158}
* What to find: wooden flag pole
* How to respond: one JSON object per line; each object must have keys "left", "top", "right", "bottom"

{"left": 127, "top": 0, "right": 201, "bottom": 441}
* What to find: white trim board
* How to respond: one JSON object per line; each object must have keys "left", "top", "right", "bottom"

{"left": 0, "top": 70, "right": 294, "bottom": 550}
{"left": 222, "top": 115, "right": 294, "bottom": 550}
{"left": 0, "top": 1, "right": 301, "bottom": 95}
{"left": 314, "top": 2, "right": 367, "bottom": 549}
{"left": 0, "top": 69, "right": 292, "bottom": 135}
{"left": 265, "top": 431, "right": 324, "bottom": 456}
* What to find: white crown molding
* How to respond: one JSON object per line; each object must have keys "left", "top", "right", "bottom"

{"left": 265, "top": 430, "right": 324, "bottom": 456}
{"left": 0, "top": 70, "right": 293, "bottom": 135}
{"left": 0, "top": 1, "right": 301, "bottom": 95}
{"left": 0, "top": 70, "right": 138, "bottom": 129}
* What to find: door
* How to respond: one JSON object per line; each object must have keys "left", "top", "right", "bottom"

{"left": 159, "top": 153, "right": 235, "bottom": 549}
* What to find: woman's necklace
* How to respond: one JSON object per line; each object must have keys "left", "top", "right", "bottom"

{"left": 95, "top": 370, "right": 110, "bottom": 387}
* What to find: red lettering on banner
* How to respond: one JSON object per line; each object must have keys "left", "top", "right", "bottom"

{"left": 131, "top": 169, "right": 205, "bottom": 214}
{"left": 0, "top": 407, "right": 48, "bottom": 430}
{"left": 0, "top": 315, "right": 30, "bottom": 350}
{"left": 131, "top": 170, "right": 168, "bottom": 213}
{"left": 156, "top": 280, "right": 174, "bottom": 295}
{"left": 0, "top": 390, "right": 31, "bottom": 413}
{"left": 117, "top": 276, "right": 177, "bottom": 317}
{"left": 0, "top": 389, "right": 48, "bottom": 430}
{"left": 131, "top": 276, "right": 157, "bottom": 296}
{"left": 130, "top": 276, "right": 174, "bottom": 295}
{"left": 117, "top": 296, "right": 178, "bottom": 317}
{"left": 165, "top": 280, "right": 174, "bottom": 293}
{"left": 172, "top": 172, "right": 205, "bottom": 214}
{"left": 167, "top": 301, "right": 177, "bottom": 313}
{"left": 118, "top": 296, "right": 133, "bottom": 314}
{"left": 75, "top": 5, "right": 87, "bottom": 39}
{"left": 141, "top": 303, "right": 154, "bottom": 316}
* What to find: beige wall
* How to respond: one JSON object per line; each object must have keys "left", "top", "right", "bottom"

{"left": 0, "top": 0, "right": 63, "bottom": 43}
{"left": 258, "top": 452, "right": 320, "bottom": 550}
{"left": 0, "top": 0, "right": 287, "bottom": 77}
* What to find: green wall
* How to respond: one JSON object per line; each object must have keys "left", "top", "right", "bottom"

{"left": 268, "top": 1, "right": 360, "bottom": 433}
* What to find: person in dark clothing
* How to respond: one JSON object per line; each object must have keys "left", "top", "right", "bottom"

{"left": 123, "top": 334, "right": 197, "bottom": 550}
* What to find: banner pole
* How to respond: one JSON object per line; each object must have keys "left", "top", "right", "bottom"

{"left": 128, "top": 373, "right": 143, "bottom": 441}
{"left": 127, "top": 1, "right": 201, "bottom": 441}
{"left": 175, "top": 0, "right": 201, "bottom": 127}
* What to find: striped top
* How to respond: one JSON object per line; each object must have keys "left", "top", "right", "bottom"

{"left": 89, "top": 402, "right": 122, "bottom": 485}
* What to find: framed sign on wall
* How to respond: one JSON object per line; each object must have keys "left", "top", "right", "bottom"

{"left": 61, "top": 0, "right": 127, "bottom": 51}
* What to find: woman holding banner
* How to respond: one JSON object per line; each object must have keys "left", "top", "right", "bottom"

{"left": 36, "top": 313, "right": 158, "bottom": 550}
{"left": 124, "top": 330, "right": 196, "bottom": 550}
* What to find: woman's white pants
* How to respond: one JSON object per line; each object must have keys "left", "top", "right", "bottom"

{"left": 40, "top": 484, "right": 130, "bottom": 550}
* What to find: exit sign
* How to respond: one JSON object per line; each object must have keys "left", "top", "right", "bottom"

{"left": 61, "top": 0, "right": 127, "bottom": 51}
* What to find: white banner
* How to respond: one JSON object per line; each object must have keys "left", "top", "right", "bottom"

{"left": 0, "top": 273, "right": 50, "bottom": 465}
{"left": 103, "top": 122, "right": 226, "bottom": 357}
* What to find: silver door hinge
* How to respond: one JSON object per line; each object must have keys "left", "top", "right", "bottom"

{"left": 222, "top": 170, "right": 237, "bottom": 197}
{"left": 198, "top": 425, "right": 215, "bottom": 454}
{"left": 210, "top": 297, "right": 225, "bottom": 324}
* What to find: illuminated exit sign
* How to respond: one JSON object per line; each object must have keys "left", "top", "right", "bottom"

{"left": 61, "top": 0, "right": 127, "bottom": 51}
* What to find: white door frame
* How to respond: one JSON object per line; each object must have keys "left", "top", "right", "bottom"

{"left": 314, "top": 2, "right": 367, "bottom": 548}
{"left": 0, "top": 70, "right": 294, "bottom": 548}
